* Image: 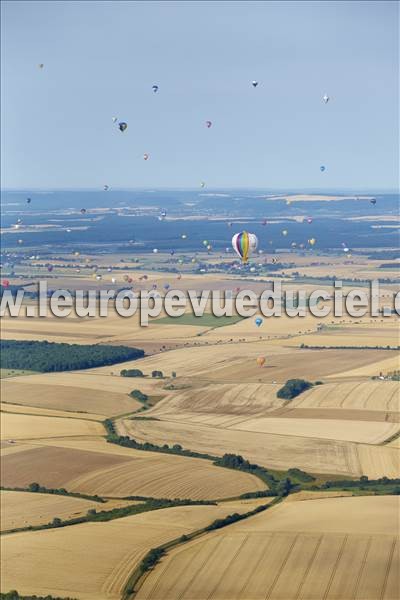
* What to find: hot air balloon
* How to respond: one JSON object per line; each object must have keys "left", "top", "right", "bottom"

{"left": 343, "top": 247, "right": 350, "bottom": 253}
{"left": 232, "top": 231, "right": 258, "bottom": 262}
{"left": 38, "top": 63, "right": 44, "bottom": 69}
{"left": 255, "top": 317, "right": 263, "bottom": 327}
{"left": 206, "top": 244, "right": 212, "bottom": 251}
{"left": 160, "top": 210, "right": 167, "bottom": 218}
{"left": 282, "top": 229, "right": 288, "bottom": 236}
{"left": 80, "top": 208, "right": 86, "bottom": 214}
{"left": 153, "top": 248, "right": 158, "bottom": 253}
{"left": 181, "top": 234, "right": 187, "bottom": 239}
{"left": 200, "top": 181, "right": 205, "bottom": 188}
{"left": 323, "top": 94, "right": 329, "bottom": 104}
{"left": 152, "top": 85, "right": 159, "bottom": 93}
{"left": 118, "top": 122, "right": 128, "bottom": 132}
{"left": 164, "top": 283, "right": 170, "bottom": 290}
{"left": 203, "top": 240, "right": 209, "bottom": 246}
{"left": 320, "top": 165, "right": 326, "bottom": 172}
{"left": 307, "top": 217, "right": 313, "bottom": 224}
{"left": 26, "top": 198, "right": 31, "bottom": 204}
{"left": 47, "top": 265, "right": 53, "bottom": 272}
{"left": 74, "top": 251, "right": 80, "bottom": 256}
{"left": 309, "top": 238, "right": 316, "bottom": 246}
{"left": 170, "top": 250, "right": 175, "bottom": 256}
{"left": 370, "top": 198, "right": 377, "bottom": 205}
{"left": 17, "top": 239, "right": 23, "bottom": 244}
{"left": 256, "top": 356, "right": 266, "bottom": 367}
{"left": 2, "top": 279, "right": 10, "bottom": 287}
{"left": 103, "top": 185, "right": 109, "bottom": 191}
{"left": 143, "top": 153, "right": 149, "bottom": 160}
{"left": 252, "top": 81, "right": 259, "bottom": 88}
{"left": 66, "top": 228, "right": 72, "bottom": 233}
{"left": 111, "top": 277, "right": 116, "bottom": 283}
{"left": 205, "top": 120, "right": 212, "bottom": 128}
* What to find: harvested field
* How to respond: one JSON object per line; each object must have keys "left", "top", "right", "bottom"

{"left": 330, "top": 354, "right": 400, "bottom": 379}
{"left": 270, "top": 407, "right": 400, "bottom": 423}
{"left": 1, "top": 402, "right": 105, "bottom": 421}
{"left": 1, "top": 445, "right": 132, "bottom": 489}
{"left": 1, "top": 379, "right": 141, "bottom": 417}
{"left": 113, "top": 344, "right": 393, "bottom": 383}
{"left": 291, "top": 380, "right": 400, "bottom": 411}
{"left": 1, "top": 490, "right": 100, "bottom": 531}
{"left": 137, "top": 496, "right": 399, "bottom": 600}
{"left": 121, "top": 418, "right": 400, "bottom": 478}
{"left": 1, "top": 440, "right": 264, "bottom": 499}
{"left": 230, "top": 416, "right": 399, "bottom": 444}
{"left": 0, "top": 411, "right": 104, "bottom": 440}
{"left": 0, "top": 503, "right": 267, "bottom": 600}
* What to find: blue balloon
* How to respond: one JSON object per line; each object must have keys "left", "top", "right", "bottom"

{"left": 255, "top": 317, "right": 263, "bottom": 327}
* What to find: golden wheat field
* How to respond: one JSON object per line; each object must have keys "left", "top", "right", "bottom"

{"left": 121, "top": 416, "right": 400, "bottom": 479}
{"left": 0, "top": 490, "right": 102, "bottom": 531}
{"left": 1, "top": 378, "right": 142, "bottom": 416}
{"left": 1, "top": 436, "right": 264, "bottom": 499}
{"left": 0, "top": 502, "right": 270, "bottom": 600}
{"left": 0, "top": 411, "right": 104, "bottom": 440}
{"left": 137, "top": 496, "right": 400, "bottom": 600}
{"left": 291, "top": 380, "right": 400, "bottom": 411}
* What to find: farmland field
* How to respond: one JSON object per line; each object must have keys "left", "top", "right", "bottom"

{"left": 121, "top": 416, "right": 400, "bottom": 478}
{"left": 137, "top": 495, "right": 400, "bottom": 600}
{"left": 0, "top": 411, "right": 104, "bottom": 440}
{"left": 1, "top": 438, "right": 264, "bottom": 499}
{"left": 0, "top": 502, "right": 270, "bottom": 600}
{"left": 1, "top": 490, "right": 102, "bottom": 531}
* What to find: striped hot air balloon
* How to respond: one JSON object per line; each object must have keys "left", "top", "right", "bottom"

{"left": 232, "top": 231, "right": 258, "bottom": 262}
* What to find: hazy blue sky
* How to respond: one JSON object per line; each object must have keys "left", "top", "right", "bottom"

{"left": 1, "top": 1, "right": 398, "bottom": 190}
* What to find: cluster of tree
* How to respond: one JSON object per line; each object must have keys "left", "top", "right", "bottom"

{"left": 0, "top": 592, "right": 76, "bottom": 600}
{"left": 277, "top": 379, "right": 313, "bottom": 400}
{"left": 213, "top": 454, "right": 279, "bottom": 491}
{"left": 320, "top": 476, "right": 400, "bottom": 491}
{"left": 139, "top": 548, "right": 166, "bottom": 573}
{"left": 287, "top": 468, "right": 316, "bottom": 483}
{"left": 151, "top": 370, "right": 164, "bottom": 378}
{"left": 206, "top": 502, "right": 272, "bottom": 531}
{"left": 120, "top": 368, "right": 144, "bottom": 377}
{"left": 0, "top": 340, "right": 144, "bottom": 372}
{"left": 130, "top": 389, "right": 148, "bottom": 403}
{"left": 106, "top": 434, "right": 217, "bottom": 461}
{"left": 0, "top": 483, "right": 104, "bottom": 503}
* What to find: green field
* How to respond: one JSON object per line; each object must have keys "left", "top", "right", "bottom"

{"left": 155, "top": 313, "right": 244, "bottom": 328}
{"left": 0, "top": 368, "right": 38, "bottom": 379}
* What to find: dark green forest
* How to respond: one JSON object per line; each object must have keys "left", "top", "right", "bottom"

{"left": 0, "top": 340, "right": 144, "bottom": 372}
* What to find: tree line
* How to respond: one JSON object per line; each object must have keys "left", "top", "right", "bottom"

{"left": 0, "top": 340, "right": 144, "bottom": 372}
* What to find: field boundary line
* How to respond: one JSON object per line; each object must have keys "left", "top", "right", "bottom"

{"left": 295, "top": 534, "right": 323, "bottom": 599}
{"left": 380, "top": 537, "right": 397, "bottom": 600}
{"left": 353, "top": 536, "right": 372, "bottom": 599}
{"left": 322, "top": 534, "right": 348, "bottom": 600}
